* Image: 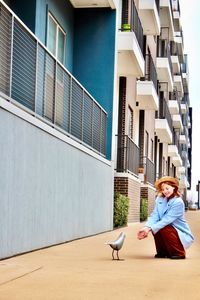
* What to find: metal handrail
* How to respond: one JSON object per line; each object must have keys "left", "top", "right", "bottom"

{"left": 115, "top": 135, "right": 140, "bottom": 176}
{"left": 140, "top": 156, "right": 155, "bottom": 185}
{"left": 158, "top": 98, "right": 173, "bottom": 133}
{"left": 121, "top": 0, "right": 144, "bottom": 54}
{"left": 143, "top": 53, "right": 158, "bottom": 91}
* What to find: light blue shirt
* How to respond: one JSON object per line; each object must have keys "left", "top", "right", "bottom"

{"left": 145, "top": 196, "right": 194, "bottom": 249}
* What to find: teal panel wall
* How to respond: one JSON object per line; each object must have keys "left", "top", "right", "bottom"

{"left": 73, "top": 9, "right": 116, "bottom": 160}
{"left": 35, "top": 0, "right": 74, "bottom": 72}
{"left": 10, "top": 0, "right": 36, "bottom": 32}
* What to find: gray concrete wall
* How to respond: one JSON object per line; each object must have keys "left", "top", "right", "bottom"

{"left": 0, "top": 107, "right": 113, "bottom": 259}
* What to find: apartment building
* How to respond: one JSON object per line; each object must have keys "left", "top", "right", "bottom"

{"left": 114, "top": 0, "right": 192, "bottom": 221}
{"left": 0, "top": 0, "right": 192, "bottom": 259}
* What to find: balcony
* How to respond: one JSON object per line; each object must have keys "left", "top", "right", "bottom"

{"left": 0, "top": 1, "right": 107, "bottom": 156}
{"left": 68, "top": 0, "right": 116, "bottom": 8}
{"left": 171, "top": 154, "right": 182, "bottom": 167}
{"left": 181, "top": 103, "right": 187, "bottom": 114}
{"left": 117, "top": 32, "right": 145, "bottom": 76}
{"left": 140, "top": 156, "right": 155, "bottom": 185}
{"left": 168, "top": 100, "right": 179, "bottom": 115}
{"left": 174, "top": 33, "right": 184, "bottom": 58}
{"left": 182, "top": 72, "right": 189, "bottom": 93}
{"left": 136, "top": 53, "right": 158, "bottom": 110}
{"left": 168, "top": 144, "right": 182, "bottom": 167}
{"left": 155, "top": 98, "right": 172, "bottom": 143}
{"left": 159, "top": 0, "right": 175, "bottom": 40}
{"left": 168, "top": 144, "right": 178, "bottom": 157}
{"left": 172, "top": 114, "right": 183, "bottom": 130}
{"left": 173, "top": 75, "right": 184, "bottom": 98}
{"left": 115, "top": 135, "right": 140, "bottom": 176}
{"left": 136, "top": 81, "right": 158, "bottom": 110}
{"left": 138, "top": 0, "right": 160, "bottom": 35}
{"left": 173, "top": 11, "right": 181, "bottom": 33}
{"left": 118, "top": 0, "right": 145, "bottom": 76}
{"left": 177, "top": 166, "right": 186, "bottom": 176}
{"left": 179, "top": 174, "right": 189, "bottom": 189}
{"left": 156, "top": 40, "right": 173, "bottom": 91}
{"left": 171, "top": 55, "right": 180, "bottom": 74}
{"left": 179, "top": 134, "right": 186, "bottom": 144}
{"left": 155, "top": 119, "right": 172, "bottom": 143}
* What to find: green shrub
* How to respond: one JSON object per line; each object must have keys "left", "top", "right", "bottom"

{"left": 140, "top": 198, "right": 148, "bottom": 222}
{"left": 113, "top": 192, "right": 129, "bottom": 228}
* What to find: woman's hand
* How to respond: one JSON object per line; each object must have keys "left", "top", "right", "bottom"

{"left": 137, "top": 227, "right": 151, "bottom": 240}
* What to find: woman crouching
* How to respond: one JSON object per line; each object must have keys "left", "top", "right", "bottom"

{"left": 137, "top": 176, "right": 194, "bottom": 259}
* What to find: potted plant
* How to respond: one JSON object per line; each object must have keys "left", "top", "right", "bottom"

{"left": 122, "top": 23, "right": 131, "bottom": 32}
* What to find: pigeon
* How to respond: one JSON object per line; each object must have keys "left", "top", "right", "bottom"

{"left": 105, "top": 232, "right": 126, "bottom": 260}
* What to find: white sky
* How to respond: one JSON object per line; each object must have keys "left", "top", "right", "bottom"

{"left": 179, "top": 0, "right": 200, "bottom": 196}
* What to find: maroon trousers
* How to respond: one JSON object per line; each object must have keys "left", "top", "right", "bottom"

{"left": 153, "top": 225, "right": 185, "bottom": 257}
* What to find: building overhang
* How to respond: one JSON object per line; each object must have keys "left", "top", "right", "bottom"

{"left": 177, "top": 166, "right": 186, "bottom": 176}
{"left": 117, "top": 32, "right": 145, "bottom": 76}
{"left": 168, "top": 100, "right": 179, "bottom": 115}
{"left": 160, "top": 0, "right": 175, "bottom": 41}
{"left": 155, "top": 119, "right": 172, "bottom": 143}
{"left": 136, "top": 81, "right": 159, "bottom": 110}
{"left": 168, "top": 144, "right": 178, "bottom": 157}
{"left": 172, "top": 154, "right": 182, "bottom": 167}
{"left": 68, "top": 0, "right": 116, "bottom": 8}
{"left": 171, "top": 55, "right": 180, "bottom": 74}
{"left": 179, "top": 174, "right": 189, "bottom": 188}
{"left": 174, "top": 75, "right": 184, "bottom": 98}
{"left": 156, "top": 57, "right": 173, "bottom": 91}
{"left": 172, "top": 114, "right": 183, "bottom": 130}
{"left": 179, "top": 134, "right": 186, "bottom": 144}
{"left": 138, "top": 0, "right": 160, "bottom": 35}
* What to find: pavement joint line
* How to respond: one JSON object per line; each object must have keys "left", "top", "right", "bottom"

{"left": 0, "top": 266, "right": 43, "bottom": 286}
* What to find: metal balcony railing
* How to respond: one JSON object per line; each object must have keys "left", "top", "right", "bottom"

{"left": 169, "top": 89, "right": 179, "bottom": 101}
{"left": 121, "top": 0, "right": 144, "bottom": 54}
{"left": 0, "top": 1, "right": 107, "bottom": 156}
{"left": 172, "top": 131, "right": 182, "bottom": 156}
{"left": 182, "top": 93, "right": 190, "bottom": 106}
{"left": 155, "top": 0, "right": 160, "bottom": 15}
{"left": 141, "top": 53, "right": 158, "bottom": 91}
{"left": 157, "top": 98, "right": 173, "bottom": 133}
{"left": 171, "top": 0, "right": 180, "bottom": 13}
{"left": 141, "top": 156, "right": 155, "bottom": 185}
{"left": 157, "top": 38, "right": 173, "bottom": 77}
{"left": 116, "top": 135, "right": 140, "bottom": 175}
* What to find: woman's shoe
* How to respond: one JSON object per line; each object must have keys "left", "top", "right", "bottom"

{"left": 170, "top": 255, "right": 185, "bottom": 259}
{"left": 154, "top": 253, "right": 168, "bottom": 258}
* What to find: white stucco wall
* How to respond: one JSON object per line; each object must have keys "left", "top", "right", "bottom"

{"left": 0, "top": 105, "right": 114, "bottom": 259}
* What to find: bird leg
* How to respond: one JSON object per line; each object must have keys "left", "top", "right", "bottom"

{"left": 116, "top": 250, "right": 124, "bottom": 261}
{"left": 112, "top": 249, "right": 115, "bottom": 260}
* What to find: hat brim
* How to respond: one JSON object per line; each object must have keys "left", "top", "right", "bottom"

{"left": 155, "top": 176, "right": 179, "bottom": 190}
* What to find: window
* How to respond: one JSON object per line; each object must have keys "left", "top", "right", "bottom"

{"left": 128, "top": 106, "right": 133, "bottom": 139}
{"left": 47, "top": 13, "right": 66, "bottom": 64}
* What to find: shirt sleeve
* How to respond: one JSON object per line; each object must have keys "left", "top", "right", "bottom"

{"left": 150, "top": 200, "right": 184, "bottom": 234}
{"left": 145, "top": 197, "right": 160, "bottom": 228}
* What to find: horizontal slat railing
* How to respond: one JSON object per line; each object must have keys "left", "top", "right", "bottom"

{"left": 0, "top": 0, "right": 107, "bottom": 156}
{"left": 116, "top": 135, "right": 140, "bottom": 175}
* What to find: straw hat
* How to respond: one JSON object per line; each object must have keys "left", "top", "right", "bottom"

{"left": 155, "top": 176, "right": 179, "bottom": 191}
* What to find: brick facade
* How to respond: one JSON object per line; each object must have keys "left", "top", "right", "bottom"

{"left": 114, "top": 175, "right": 141, "bottom": 222}
{"left": 141, "top": 185, "right": 156, "bottom": 215}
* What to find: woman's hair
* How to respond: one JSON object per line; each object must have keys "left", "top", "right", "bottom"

{"left": 157, "top": 181, "right": 181, "bottom": 197}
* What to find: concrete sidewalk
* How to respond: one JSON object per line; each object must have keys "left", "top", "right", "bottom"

{"left": 0, "top": 210, "right": 199, "bottom": 300}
